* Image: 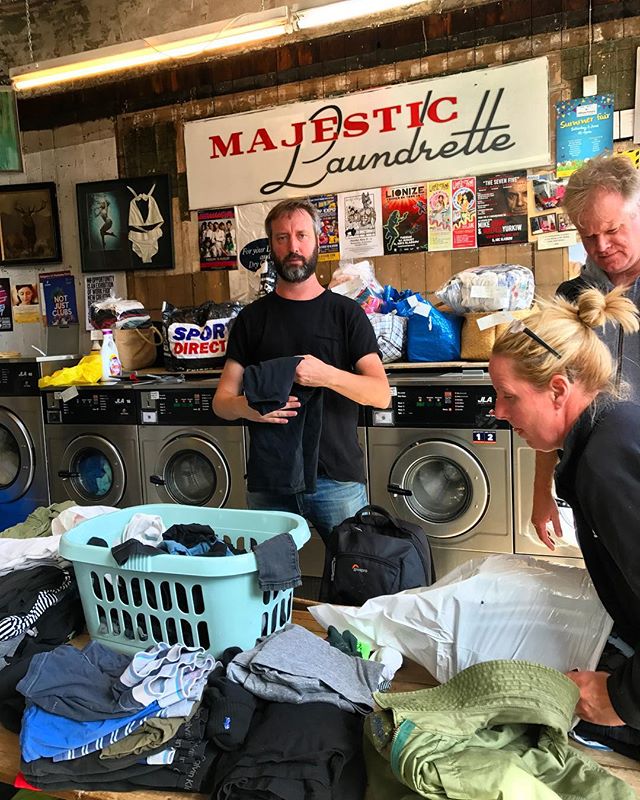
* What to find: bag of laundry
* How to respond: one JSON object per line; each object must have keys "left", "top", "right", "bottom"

{"left": 310, "top": 553, "right": 612, "bottom": 684}
{"left": 162, "top": 300, "right": 243, "bottom": 371}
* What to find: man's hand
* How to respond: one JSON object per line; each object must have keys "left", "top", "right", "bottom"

{"left": 531, "top": 486, "right": 563, "bottom": 550}
{"left": 294, "top": 354, "right": 335, "bottom": 388}
{"left": 566, "top": 670, "right": 625, "bottom": 726}
{"left": 255, "top": 396, "right": 300, "bottom": 424}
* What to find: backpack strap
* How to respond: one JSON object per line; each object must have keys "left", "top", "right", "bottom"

{"left": 354, "top": 505, "right": 399, "bottom": 528}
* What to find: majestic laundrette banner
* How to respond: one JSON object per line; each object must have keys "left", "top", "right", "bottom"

{"left": 184, "top": 57, "right": 550, "bottom": 210}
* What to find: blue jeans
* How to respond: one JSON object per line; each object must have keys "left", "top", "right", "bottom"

{"left": 247, "top": 478, "right": 368, "bottom": 543}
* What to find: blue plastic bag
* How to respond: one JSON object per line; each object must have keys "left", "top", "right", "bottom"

{"left": 406, "top": 300, "right": 462, "bottom": 362}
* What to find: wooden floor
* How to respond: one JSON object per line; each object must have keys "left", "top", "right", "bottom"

{"left": 0, "top": 605, "right": 637, "bottom": 799}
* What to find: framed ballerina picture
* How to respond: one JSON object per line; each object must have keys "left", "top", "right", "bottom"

{"left": 76, "top": 174, "right": 174, "bottom": 273}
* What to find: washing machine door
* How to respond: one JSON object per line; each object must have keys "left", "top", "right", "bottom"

{"left": 388, "top": 439, "right": 489, "bottom": 538}
{"left": 0, "top": 408, "right": 34, "bottom": 503}
{"left": 150, "top": 435, "right": 230, "bottom": 507}
{"left": 57, "top": 434, "right": 126, "bottom": 507}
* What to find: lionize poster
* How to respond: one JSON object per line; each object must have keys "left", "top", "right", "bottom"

{"left": 477, "top": 171, "right": 529, "bottom": 246}
{"left": 556, "top": 94, "right": 614, "bottom": 178}
{"left": 381, "top": 183, "right": 428, "bottom": 255}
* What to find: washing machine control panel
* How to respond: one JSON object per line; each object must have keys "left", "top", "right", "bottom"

{"left": 372, "top": 384, "right": 508, "bottom": 429}
{"left": 0, "top": 362, "right": 39, "bottom": 396}
{"left": 43, "top": 389, "right": 137, "bottom": 424}
{"left": 138, "top": 388, "right": 231, "bottom": 426}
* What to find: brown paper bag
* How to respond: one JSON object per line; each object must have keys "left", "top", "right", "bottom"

{"left": 114, "top": 327, "right": 161, "bottom": 371}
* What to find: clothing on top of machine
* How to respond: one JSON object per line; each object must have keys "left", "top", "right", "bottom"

{"left": 226, "top": 623, "right": 383, "bottom": 713}
{"left": 243, "top": 355, "right": 324, "bottom": 494}
{"left": 363, "top": 659, "right": 636, "bottom": 800}
{"left": 0, "top": 501, "right": 75, "bottom": 539}
{"left": 252, "top": 532, "right": 302, "bottom": 592}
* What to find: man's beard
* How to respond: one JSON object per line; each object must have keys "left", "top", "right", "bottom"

{"left": 273, "top": 246, "right": 318, "bottom": 283}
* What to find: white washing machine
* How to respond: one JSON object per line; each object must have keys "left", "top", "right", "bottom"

{"left": 0, "top": 360, "right": 50, "bottom": 528}
{"left": 368, "top": 373, "right": 513, "bottom": 578}
{"left": 137, "top": 380, "right": 246, "bottom": 508}
{"left": 43, "top": 385, "right": 143, "bottom": 508}
{"left": 512, "top": 432, "right": 584, "bottom": 566}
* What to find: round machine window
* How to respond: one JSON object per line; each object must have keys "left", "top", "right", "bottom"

{"left": 408, "top": 456, "right": 471, "bottom": 523}
{"left": 0, "top": 424, "right": 20, "bottom": 489}
{"left": 165, "top": 450, "right": 216, "bottom": 506}
{"left": 73, "top": 449, "right": 114, "bottom": 499}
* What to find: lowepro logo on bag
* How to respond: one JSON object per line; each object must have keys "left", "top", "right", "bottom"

{"left": 351, "top": 563, "right": 368, "bottom": 574}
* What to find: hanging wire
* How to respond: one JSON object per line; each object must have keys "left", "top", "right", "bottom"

{"left": 24, "top": 0, "right": 34, "bottom": 62}
{"left": 587, "top": 0, "right": 593, "bottom": 74}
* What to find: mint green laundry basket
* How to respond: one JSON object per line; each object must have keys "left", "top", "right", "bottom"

{"left": 59, "top": 504, "right": 310, "bottom": 658}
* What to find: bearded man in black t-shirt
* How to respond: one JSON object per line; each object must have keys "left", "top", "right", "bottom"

{"left": 213, "top": 198, "right": 390, "bottom": 542}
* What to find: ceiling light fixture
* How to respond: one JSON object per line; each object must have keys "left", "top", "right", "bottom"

{"left": 10, "top": 7, "right": 291, "bottom": 91}
{"left": 294, "top": 0, "right": 424, "bottom": 29}
{"left": 10, "top": 0, "right": 427, "bottom": 92}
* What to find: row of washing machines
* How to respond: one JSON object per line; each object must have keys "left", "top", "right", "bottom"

{"left": 0, "top": 359, "right": 581, "bottom": 577}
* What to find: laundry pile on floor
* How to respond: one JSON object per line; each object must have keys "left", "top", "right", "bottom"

{"left": 16, "top": 624, "right": 387, "bottom": 796}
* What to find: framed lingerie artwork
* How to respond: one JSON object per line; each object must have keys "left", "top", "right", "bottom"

{"left": 76, "top": 174, "right": 174, "bottom": 273}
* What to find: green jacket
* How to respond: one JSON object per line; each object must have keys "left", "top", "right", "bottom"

{"left": 364, "top": 659, "right": 636, "bottom": 800}
{"left": 0, "top": 501, "right": 75, "bottom": 538}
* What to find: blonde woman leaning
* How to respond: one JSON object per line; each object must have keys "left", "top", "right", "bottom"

{"left": 489, "top": 286, "right": 640, "bottom": 757}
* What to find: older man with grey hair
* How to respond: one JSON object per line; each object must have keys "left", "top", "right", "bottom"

{"left": 532, "top": 155, "right": 640, "bottom": 547}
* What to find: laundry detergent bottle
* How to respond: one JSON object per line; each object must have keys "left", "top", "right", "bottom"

{"left": 100, "top": 329, "right": 122, "bottom": 380}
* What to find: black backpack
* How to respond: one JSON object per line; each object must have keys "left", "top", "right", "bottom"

{"left": 320, "top": 505, "right": 435, "bottom": 606}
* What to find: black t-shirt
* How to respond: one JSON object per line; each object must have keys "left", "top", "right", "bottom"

{"left": 226, "top": 290, "right": 379, "bottom": 484}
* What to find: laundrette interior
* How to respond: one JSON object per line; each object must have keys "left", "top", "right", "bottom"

{"left": 0, "top": 356, "right": 582, "bottom": 584}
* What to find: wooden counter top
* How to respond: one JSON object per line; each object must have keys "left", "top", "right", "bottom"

{"left": 1, "top": 606, "right": 638, "bottom": 798}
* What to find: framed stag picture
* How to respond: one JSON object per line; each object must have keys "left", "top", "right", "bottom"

{"left": 76, "top": 174, "right": 174, "bottom": 273}
{"left": 0, "top": 182, "right": 62, "bottom": 265}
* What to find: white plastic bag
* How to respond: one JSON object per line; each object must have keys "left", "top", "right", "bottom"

{"left": 310, "top": 554, "right": 612, "bottom": 684}
{"left": 436, "top": 264, "right": 535, "bottom": 313}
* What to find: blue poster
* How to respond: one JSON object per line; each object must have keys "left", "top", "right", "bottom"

{"left": 556, "top": 94, "right": 614, "bottom": 178}
{"left": 41, "top": 272, "right": 78, "bottom": 327}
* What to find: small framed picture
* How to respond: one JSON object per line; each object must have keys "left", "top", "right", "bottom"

{"left": 0, "top": 182, "right": 62, "bottom": 265}
{"left": 76, "top": 174, "right": 174, "bottom": 273}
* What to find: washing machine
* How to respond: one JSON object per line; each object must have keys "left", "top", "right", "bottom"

{"left": 368, "top": 372, "right": 513, "bottom": 578}
{"left": 137, "top": 380, "right": 246, "bottom": 508}
{"left": 0, "top": 360, "right": 50, "bottom": 528}
{"left": 512, "top": 432, "right": 584, "bottom": 565}
{"left": 43, "top": 385, "right": 143, "bottom": 508}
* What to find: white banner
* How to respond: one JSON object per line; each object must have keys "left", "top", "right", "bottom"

{"left": 184, "top": 58, "right": 550, "bottom": 210}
